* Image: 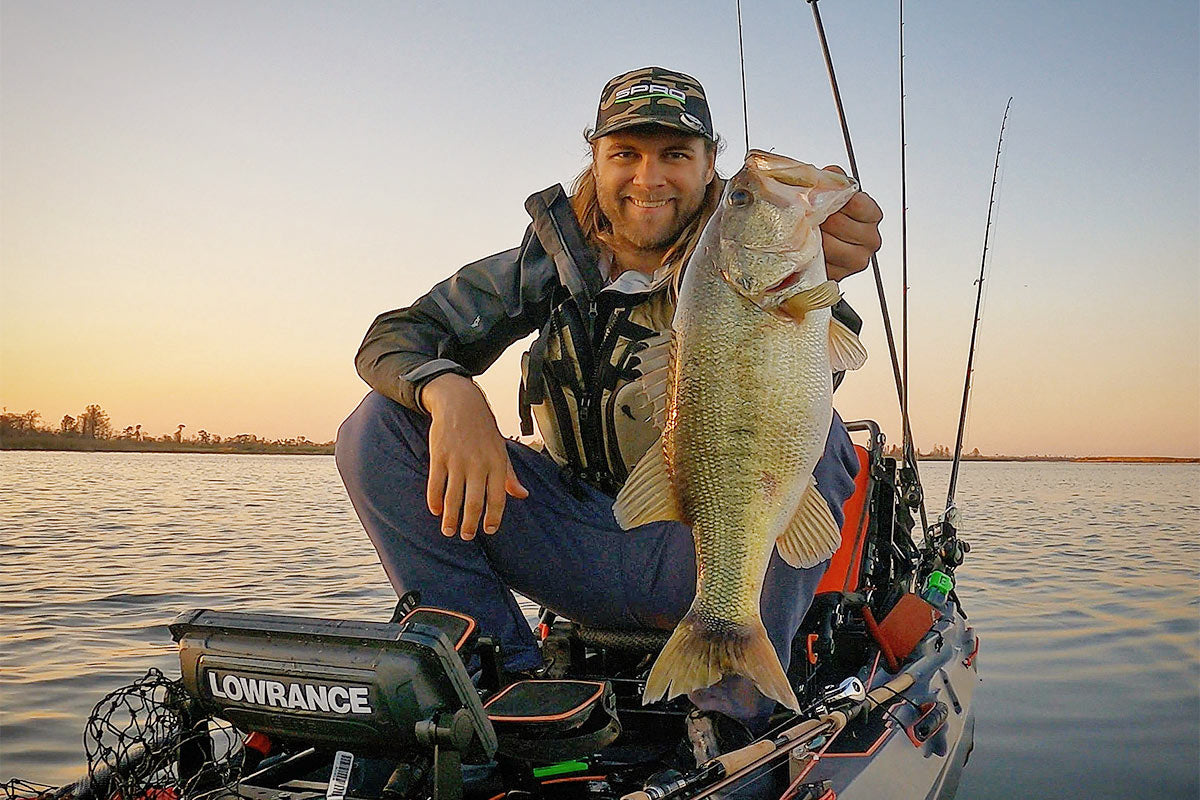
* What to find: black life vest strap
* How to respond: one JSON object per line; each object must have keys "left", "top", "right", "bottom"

{"left": 543, "top": 365, "right": 586, "bottom": 472}
{"left": 518, "top": 329, "right": 550, "bottom": 436}
{"left": 518, "top": 382, "right": 534, "bottom": 437}
{"left": 598, "top": 315, "right": 657, "bottom": 390}
{"left": 525, "top": 185, "right": 603, "bottom": 305}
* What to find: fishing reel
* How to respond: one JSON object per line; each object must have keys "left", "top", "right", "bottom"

{"left": 914, "top": 506, "right": 971, "bottom": 619}
{"left": 898, "top": 463, "right": 923, "bottom": 509}
{"left": 936, "top": 537, "right": 970, "bottom": 571}
{"left": 802, "top": 677, "right": 866, "bottom": 718}
{"left": 923, "top": 507, "right": 970, "bottom": 574}
{"left": 936, "top": 507, "right": 970, "bottom": 568}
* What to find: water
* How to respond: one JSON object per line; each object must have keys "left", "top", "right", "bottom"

{"left": 2, "top": 452, "right": 1197, "bottom": 797}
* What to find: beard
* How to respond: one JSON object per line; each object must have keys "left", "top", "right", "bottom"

{"left": 597, "top": 187, "right": 707, "bottom": 254}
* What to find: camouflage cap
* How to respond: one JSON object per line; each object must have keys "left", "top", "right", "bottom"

{"left": 589, "top": 66, "right": 714, "bottom": 142}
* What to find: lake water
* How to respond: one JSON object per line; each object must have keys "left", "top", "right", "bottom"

{"left": 2, "top": 452, "right": 1197, "bottom": 797}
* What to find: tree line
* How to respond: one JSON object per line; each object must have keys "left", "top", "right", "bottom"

{"left": 883, "top": 443, "right": 982, "bottom": 460}
{"left": 0, "top": 405, "right": 333, "bottom": 453}
{"left": 880, "top": 442, "right": 1076, "bottom": 462}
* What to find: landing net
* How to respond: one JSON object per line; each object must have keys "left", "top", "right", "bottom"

{"left": 4, "top": 669, "right": 245, "bottom": 800}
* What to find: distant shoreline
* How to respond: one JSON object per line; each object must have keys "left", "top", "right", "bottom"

{"left": 0, "top": 437, "right": 333, "bottom": 455}
{"left": 2, "top": 439, "right": 1194, "bottom": 462}
{"left": 1065, "top": 456, "right": 1199, "bottom": 464}
{"left": 895, "top": 455, "right": 1199, "bottom": 464}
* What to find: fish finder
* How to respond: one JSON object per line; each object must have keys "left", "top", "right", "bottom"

{"left": 170, "top": 608, "right": 497, "bottom": 761}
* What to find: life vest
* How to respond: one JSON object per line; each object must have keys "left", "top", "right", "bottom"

{"left": 518, "top": 186, "right": 673, "bottom": 496}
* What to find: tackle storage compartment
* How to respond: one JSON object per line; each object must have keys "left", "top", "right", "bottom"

{"left": 483, "top": 679, "right": 620, "bottom": 761}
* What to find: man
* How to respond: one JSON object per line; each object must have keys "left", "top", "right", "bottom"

{"left": 336, "top": 66, "right": 882, "bottom": 752}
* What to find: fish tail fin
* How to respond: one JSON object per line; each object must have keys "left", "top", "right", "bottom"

{"left": 642, "top": 613, "right": 800, "bottom": 712}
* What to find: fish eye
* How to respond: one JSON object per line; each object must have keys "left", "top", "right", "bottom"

{"left": 728, "top": 189, "right": 753, "bottom": 207}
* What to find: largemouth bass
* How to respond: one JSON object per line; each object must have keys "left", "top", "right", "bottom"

{"left": 613, "top": 150, "right": 868, "bottom": 711}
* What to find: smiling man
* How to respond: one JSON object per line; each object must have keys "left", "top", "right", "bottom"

{"left": 336, "top": 66, "right": 881, "bottom": 766}
{"left": 591, "top": 128, "right": 715, "bottom": 267}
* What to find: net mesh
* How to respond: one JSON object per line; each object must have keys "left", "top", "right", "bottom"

{"left": 5, "top": 669, "right": 247, "bottom": 800}
{"left": 1, "top": 781, "right": 55, "bottom": 800}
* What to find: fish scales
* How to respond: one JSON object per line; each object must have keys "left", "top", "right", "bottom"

{"left": 672, "top": 255, "right": 832, "bottom": 651}
{"left": 614, "top": 150, "right": 867, "bottom": 712}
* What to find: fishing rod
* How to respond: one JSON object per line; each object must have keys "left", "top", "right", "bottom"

{"left": 924, "top": 99, "right": 1009, "bottom": 589}
{"left": 805, "top": 0, "right": 929, "bottom": 535}
{"left": 736, "top": 0, "right": 751, "bottom": 153}
{"left": 945, "top": 98, "right": 1012, "bottom": 513}
{"left": 899, "top": 0, "right": 911, "bottom": 476}
{"left": 623, "top": 673, "right": 917, "bottom": 800}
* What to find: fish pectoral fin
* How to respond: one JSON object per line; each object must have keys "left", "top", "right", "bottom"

{"left": 829, "top": 317, "right": 868, "bottom": 372}
{"left": 776, "top": 480, "right": 843, "bottom": 568}
{"left": 612, "top": 434, "right": 684, "bottom": 529}
{"left": 630, "top": 332, "right": 673, "bottom": 431}
{"left": 778, "top": 279, "right": 841, "bottom": 322}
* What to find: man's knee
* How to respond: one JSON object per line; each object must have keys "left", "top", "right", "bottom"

{"left": 336, "top": 392, "right": 428, "bottom": 492}
{"left": 816, "top": 415, "right": 858, "bottom": 528}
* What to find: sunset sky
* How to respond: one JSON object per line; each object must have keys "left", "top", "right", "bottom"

{"left": 2, "top": 1, "right": 1197, "bottom": 457}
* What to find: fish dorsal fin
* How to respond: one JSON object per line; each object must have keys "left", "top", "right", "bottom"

{"left": 829, "top": 317, "right": 868, "bottom": 372}
{"left": 631, "top": 332, "right": 673, "bottom": 431}
{"left": 776, "top": 479, "right": 842, "bottom": 568}
{"left": 778, "top": 279, "right": 841, "bottom": 322}
{"left": 612, "top": 433, "right": 684, "bottom": 529}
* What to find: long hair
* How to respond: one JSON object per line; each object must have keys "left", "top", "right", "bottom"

{"left": 569, "top": 140, "right": 723, "bottom": 288}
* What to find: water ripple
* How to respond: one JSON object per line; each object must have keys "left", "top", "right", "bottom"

{"left": 1, "top": 454, "right": 1196, "bottom": 798}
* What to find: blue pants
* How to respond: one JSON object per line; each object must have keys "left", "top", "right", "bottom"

{"left": 336, "top": 392, "right": 859, "bottom": 723}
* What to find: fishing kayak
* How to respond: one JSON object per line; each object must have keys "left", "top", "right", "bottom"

{"left": 13, "top": 420, "right": 978, "bottom": 800}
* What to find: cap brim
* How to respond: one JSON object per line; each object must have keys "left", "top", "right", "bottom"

{"left": 588, "top": 116, "right": 713, "bottom": 142}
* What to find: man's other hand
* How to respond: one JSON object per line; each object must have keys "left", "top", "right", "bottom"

{"left": 820, "top": 165, "right": 883, "bottom": 282}
{"left": 421, "top": 373, "right": 529, "bottom": 540}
